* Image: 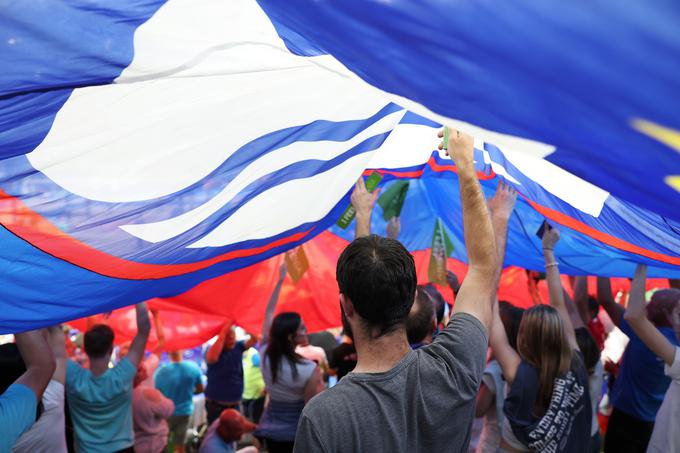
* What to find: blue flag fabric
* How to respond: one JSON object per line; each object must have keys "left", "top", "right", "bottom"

{"left": 257, "top": 0, "right": 680, "bottom": 222}
{"left": 0, "top": 0, "right": 678, "bottom": 332}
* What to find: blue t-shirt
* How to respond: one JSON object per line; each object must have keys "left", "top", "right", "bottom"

{"left": 611, "top": 318, "right": 680, "bottom": 421}
{"left": 0, "top": 383, "right": 36, "bottom": 452}
{"left": 155, "top": 361, "right": 203, "bottom": 416}
{"left": 198, "top": 419, "right": 236, "bottom": 453}
{"left": 66, "top": 357, "right": 137, "bottom": 453}
{"left": 205, "top": 341, "right": 246, "bottom": 402}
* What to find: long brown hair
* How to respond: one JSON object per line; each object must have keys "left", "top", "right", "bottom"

{"left": 517, "top": 305, "right": 573, "bottom": 412}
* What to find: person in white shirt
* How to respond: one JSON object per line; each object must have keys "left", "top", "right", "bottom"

{"left": 622, "top": 264, "right": 680, "bottom": 453}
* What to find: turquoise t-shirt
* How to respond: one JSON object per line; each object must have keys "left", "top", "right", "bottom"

{"left": 154, "top": 361, "right": 203, "bottom": 416}
{"left": 0, "top": 383, "right": 36, "bottom": 452}
{"left": 66, "top": 357, "right": 137, "bottom": 453}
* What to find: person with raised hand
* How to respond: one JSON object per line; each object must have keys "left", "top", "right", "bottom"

{"left": 204, "top": 318, "right": 259, "bottom": 426}
{"left": 255, "top": 261, "right": 323, "bottom": 453}
{"left": 294, "top": 128, "right": 501, "bottom": 452}
{"left": 476, "top": 181, "right": 523, "bottom": 453}
{"left": 66, "top": 302, "right": 151, "bottom": 453}
{"left": 600, "top": 269, "right": 680, "bottom": 453}
{"left": 0, "top": 329, "right": 56, "bottom": 452}
{"left": 489, "top": 224, "right": 591, "bottom": 453}
{"left": 622, "top": 264, "right": 680, "bottom": 453}
{"left": 13, "top": 325, "right": 68, "bottom": 453}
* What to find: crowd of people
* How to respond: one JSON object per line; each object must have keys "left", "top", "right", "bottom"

{"left": 0, "top": 129, "right": 678, "bottom": 452}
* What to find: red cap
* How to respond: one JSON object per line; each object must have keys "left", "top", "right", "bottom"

{"left": 217, "top": 409, "right": 257, "bottom": 442}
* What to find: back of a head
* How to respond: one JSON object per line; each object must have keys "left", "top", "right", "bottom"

{"left": 574, "top": 327, "right": 601, "bottom": 373}
{"left": 170, "top": 350, "right": 183, "bottom": 362}
{"left": 217, "top": 408, "right": 256, "bottom": 442}
{"left": 517, "top": 305, "right": 573, "bottom": 411}
{"left": 498, "top": 301, "right": 524, "bottom": 352}
{"left": 84, "top": 324, "right": 115, "bottom": 359}
{"left": 267, "top": 312, "right": 302, "bottom": 383}
{"left": 646, "top": 288, "right": 680, "bottom": 328}
{"left": 406, "top": 287, "right": 436, "bottom": 344}
{"left": 336, "top": 235, "right": 417, "bottom": 338}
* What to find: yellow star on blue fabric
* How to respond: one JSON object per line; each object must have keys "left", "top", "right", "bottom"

{"left": 632, "top": 118, "right": 680, "bottom": 192}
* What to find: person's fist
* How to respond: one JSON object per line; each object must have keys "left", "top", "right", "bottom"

{"left": 350, "top": 177, "right": 379, "bottom": 218}
{"left": 542, "top": 224, "right": 560, "bottom": 250}
{"left": 438, "top": 128, "right": 474, "bottom": 167}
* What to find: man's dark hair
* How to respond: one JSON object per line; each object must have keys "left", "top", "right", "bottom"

{"left": 647, "top": 289, "right": 680, "bottom": 328}
{"left": 498, "top": 301, "right": 524, "bottom": 352}
{"left": 84, "top": 324, "right": 115, "bottom": 358}
{"left": 423, "top": 283, "right": 446, "bottom": 325}
{"left": 406, "top": 287, "right": 436, "bottom": 344}
{"left": 337, "top": 235, "right": 416, "bottom": 338}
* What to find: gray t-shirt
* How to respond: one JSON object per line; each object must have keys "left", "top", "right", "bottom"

{"left": 294, "top": 313, "right": 488, "bottom": 453}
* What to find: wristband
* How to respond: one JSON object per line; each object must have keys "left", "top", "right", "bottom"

{"left": 545, "top": 262, "right": 559, "bottom": 268}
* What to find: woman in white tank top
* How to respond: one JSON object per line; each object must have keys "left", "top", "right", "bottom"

{"left": 254, "top": 267, "right": 324, "bottom": 453}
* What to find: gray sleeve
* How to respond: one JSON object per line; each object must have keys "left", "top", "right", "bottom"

{"left": 294, "top": 414, "right": 330, "bottom": 453}
{"left": 429, "top": 312, "right": 488, "bottom": 392}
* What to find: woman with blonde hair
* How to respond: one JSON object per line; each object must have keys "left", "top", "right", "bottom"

{"left": 490, "top": 225, "right": 591, "bottom": 453}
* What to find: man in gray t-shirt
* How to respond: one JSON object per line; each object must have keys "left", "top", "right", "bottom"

{"left": 294, "top": 129, "right": 517, "bottom": 452}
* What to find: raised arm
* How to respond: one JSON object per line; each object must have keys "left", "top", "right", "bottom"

{"left": 542, "top": 226, "right": 578, "bottom": 349}
{"left": 260, "top": 262, "right": 288, "bottom": 344}
{"left": 207, "top": 320, "right": 233, "bottom": 365}
{"left": 14, "top": 330, "right": 56, "bottom": 402}
{"left": 572, "top": 276, "right": 592, "bottom": 326}
{"left": 486, "top": 180, "right": 521, "bottom": 383}
{"left": 597, "top": 277, "right": 624, "bottom": 327}
{"left": 445, "top": 129, "right": 499, "bottom": 330}
{"left": 125, "top": 302, "right": 151, "bottom": 368}
{"left": 150, "top": 308, "right": 166, "bottom": 356}
{"left": 446, "top": 131, "right": 499, "bottom": 331}
{"left": 46, "top": 325, "right": 67, "bottom": 384}
{"left": 351, "top": 177, "right": 379, "bottom": 239}
{"left": 487, "top": 180, "right": 516, "bottom": 266}
{"left": 489, "top": 299, "right": 521, "bottom": 384}
{"left": 623, "top": 264, "right": 676, "bottom": 365}
{"left": 562, "top": 289, "right": 586, "bottom": 330}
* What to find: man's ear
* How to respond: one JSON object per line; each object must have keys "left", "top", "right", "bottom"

{"left": 340, "top": 293, "right": 354, "bottom": 318}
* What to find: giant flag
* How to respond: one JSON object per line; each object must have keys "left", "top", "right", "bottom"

{"left": 258, "top": 0, "right": 680, "bottom": 221}
{"left": 0, "top": 0, "right": 678, "bottom": 333}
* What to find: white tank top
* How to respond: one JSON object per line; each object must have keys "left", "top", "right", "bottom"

{"left": 260, "top": 345, "right": 316, "bottom": 402}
